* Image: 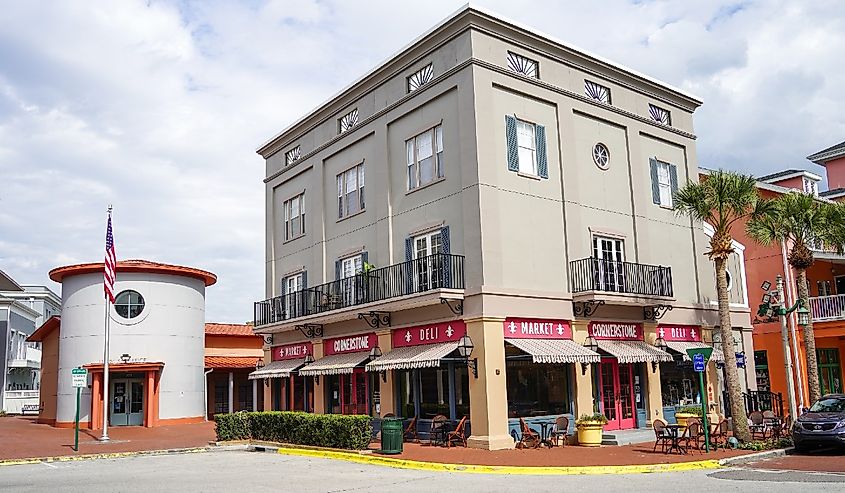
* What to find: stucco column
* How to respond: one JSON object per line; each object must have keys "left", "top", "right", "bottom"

{"left": 312, "top": 341, "right": 325, "bottom": 414}
{"left": 252, "top": 379, "right": 259, "bottom": 412}
{"left": 228, "top": 372, "right": 234, "bottom": 413}
{"left": 145, "top": 370, "right": 155, "bottom": 427}
{"left": 570, "top": 320, "right": 595, "bottom": 417}
{"left": 643, "top": 322, "right": 664, "bottom": 427}
{"left": 465, "top": 317, "right": 512, "bottom": 450}
{"left": 261, "top": 350, "right": 271, "bottom": 411}
{"left": 375, "top": 330, "right": 394, "bottom": 416}
{"left": 91, "top": 372, "right": 102, "bottom": 430}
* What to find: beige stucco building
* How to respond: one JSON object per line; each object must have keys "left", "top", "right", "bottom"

{"left": 251, "top": 6, "right": 754, "bottom": 449}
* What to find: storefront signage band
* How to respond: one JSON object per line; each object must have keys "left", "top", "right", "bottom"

{"left": 271, "top": 341, "right": 313, "bottom": 361}
{"left": 323, "top": 333, "right": 378, "bottom": 356}
{"left": 588, "top": 322, "right": 643, "bottom": 341}
{"left": 393, "top": 320, "right": 466, "bottom": 348}
{"left": 657, "top": 324, "right": 702, "bottom": 342}
{"left": 503, "top": 318, "right": 571, "bottom": 339}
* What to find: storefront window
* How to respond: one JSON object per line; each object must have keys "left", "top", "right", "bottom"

{"left": 396, "top": 364, "right": 470, "bottom": 419}
{"left": 506, "top": 360, "right": 572, "bottom": 417}
{"left": 660, "top": 361, "right": 701, "bottom": 406}
{"left": 327, "top": 375, "right": 341, "bottom": 414}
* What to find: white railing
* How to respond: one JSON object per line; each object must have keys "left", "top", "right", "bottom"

{"left": 810, "top": 294, "right": 845, "bottom": 322}
{"left": 7, "top": 346, "right": 41, "bottom": 368}
{"left": 3, "top": 390, "right": 40, "bottom": 414}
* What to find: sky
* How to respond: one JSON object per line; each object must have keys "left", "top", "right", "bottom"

{"left": 1, "top": 0, "right": 843, "bottom": 323}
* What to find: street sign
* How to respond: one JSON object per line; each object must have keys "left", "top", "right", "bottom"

{"left": 71, "top": 368, "right": 88, "bottom": 388}
{"left": 685, "top": 346, "right": 713, "bottom": 362}
{"left": 693, "top": 353, "right": 706, "bottom": 372}
{"left": 735, "top": 352, "right": 746, "bottom": 368}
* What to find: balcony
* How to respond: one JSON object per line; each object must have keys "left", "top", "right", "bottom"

{"left": 810, "top": 294, "right": 845, "bottom": 322}
{"left": 254, "top": 253, "right": 465, "bottom": 328}
{"left": 568, "top": 257, "right": 674, "bottom": 303}
{"left": 7, "top": 346, "right": 41, "bottom": 369}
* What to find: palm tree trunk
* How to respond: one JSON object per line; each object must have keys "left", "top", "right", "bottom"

{"left": 796, "top": 268, "right": 821, "bottom": 404}
{"left": 715, "top": 257, "right": 751, "bottom": 442}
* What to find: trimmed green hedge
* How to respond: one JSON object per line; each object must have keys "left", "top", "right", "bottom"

{"left": 214, "top": 411, "right": 372, "bottom": 450}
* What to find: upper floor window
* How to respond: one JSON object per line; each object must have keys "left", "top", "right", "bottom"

{"left": 585, "top": 80, "right": 611, "bottom": 104}
{"left": 285, "top": 146, "right": 301, "bottom": 166}
{"left": 338, "top": 109, "right": 359, "bottom": 134}
{"left": 649, "top": 159, "right": 678, "bottom": 208}
{"left": 507, "top": 52, "right": 538, "bottom": 78}
{"left": 337, "top": 163, "right": 365, "bottom": 218}
{"left": 284, "top": 193, "right": 306, "bottom": 241}
{"left": 115, "top": 290, "right": 145, "bottom": 319}
{"left": 284, "top": 272, "right": 304, "bottom": 295}
{"left": 505, "top": 115, "right": 548, "bottom": 178}
{"left": 407, "top": 63, "right": 433, "bottom": 93}
{"left": 648, "top": 104, "right": 672, "bottom": 126}
{"left": 406, "top": 125, "right": 444, "bottom": 190}
{"left": 804, "top": 177, "right": 819, "bottom": 196}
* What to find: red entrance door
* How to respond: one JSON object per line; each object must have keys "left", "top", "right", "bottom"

{"left": 340, "top": 369, "right": 369, "bottom": 415}
{"left": 599, "top": 358, "right": 636, "bottom": 431}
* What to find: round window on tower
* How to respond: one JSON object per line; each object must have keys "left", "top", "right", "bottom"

{"left": 114, "top": 290, "right": 145, "bottom": 319}
{"left": 593, "top": 143, "right": 610, "bottom": 170}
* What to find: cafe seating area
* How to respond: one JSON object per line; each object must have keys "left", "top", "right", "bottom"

{"left": 652, "top": 409, "right": 790, "bottom": 455}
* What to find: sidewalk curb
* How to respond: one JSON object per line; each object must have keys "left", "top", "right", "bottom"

{"left": 718, "top": 448, "right": 789, "bottom": 466}
{"left": 0, "top": 446, "right": 209, "bottom": 467}
{"left": 273, "top": 446, "right": 724, "bottom": 475}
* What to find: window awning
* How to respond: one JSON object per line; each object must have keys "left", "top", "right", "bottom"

{"left": 665, "top": 342, "right": 725, "bottom": 363}
{"left": 248, "top": 359, "right": 304, "bottom": 380}
{"left": 596, "top": 340, "right": 673, "bottom": 364}
{"left": 298, "top": 352, "right": 371, "bottom": 376}
{"left": 506, "top": 339, "right": 601, "bottom": 364}
{"left": 365, "top": 342, "right": 459, "bottom": 372}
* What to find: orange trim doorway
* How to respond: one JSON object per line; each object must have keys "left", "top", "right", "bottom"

{"left": 84, "top": 362, "right": 164, "bottom": 429}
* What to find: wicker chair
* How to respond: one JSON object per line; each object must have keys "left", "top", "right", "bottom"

{"left": 516, "top": 418, "right": 541, "bottom": 449}
{"left": 550, "top": 415, "right": 570, "bottom": 447}
{"left": 710, "top": 419, "right": 729, "bottom": 450}
{"left": 680, "top": 421, "right": 702, "bottom": 454}
{"left": 402, "top": 416, "right": 418, "bottom": 442}
{"left": 446, "top": 416, "right": 469, "bottom": 448}
{"left": 652, "top": 419, "right": 672, "bottom": 453}
{"left": 748, "top": 411, "right": 766, "bottom": 439}
{"left": 428, "top": 414, "right": 448, "bottom": 446}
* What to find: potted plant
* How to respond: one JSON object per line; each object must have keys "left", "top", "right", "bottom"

{"left": 674, "top": 405, "right": 703, "bottom": 429}
{"left": 575, "top": 413, "right": 608, "bottom": 447}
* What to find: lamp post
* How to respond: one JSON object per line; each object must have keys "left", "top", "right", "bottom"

{"left": 457, "top": 335, "right": 477, "bottom": 378}
{"left": 774, "top": 275, "right": 798, "bottom": 420}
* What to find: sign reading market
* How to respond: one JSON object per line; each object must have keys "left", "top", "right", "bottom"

{"left": 503, "top": 318, "right": 571, "bottom": 339}
{"left": 323, "top": 332, "right": 378, "bottom": 356}
{"left": 271, "top": 341, "right": 313, "bottom": 361}
{"left": 657, "top": 324, "right": 702, "bottom": 342}
{"left": 393, "top": 320, "right": 466, "bottom": 348}
{"left": 588, "top": 321, "right": 643, "bottom": 341}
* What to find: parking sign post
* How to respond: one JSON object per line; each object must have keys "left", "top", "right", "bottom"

{"left": 687, "top": 348, "right": 713, "bottom": 453}
{"left": 71, "top": 368, "right": 88, "bottom": 452}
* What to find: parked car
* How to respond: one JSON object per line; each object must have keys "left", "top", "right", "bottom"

{"left": 792, "top": 394, "right": 845, "bottom": 451}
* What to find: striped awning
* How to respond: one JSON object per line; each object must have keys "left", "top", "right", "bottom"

{"left": 365, "top": 342, "right": 459, "bottom": 372}
{"left": 596, "top": 340, "right": 673, "bottom": 364}
{"left": 248, "top": 359, "right": 304, "bottom": 380}
{"left": 665, "top": 342, "right": 725, "bottom": 363}
{"left": 506, "top": 339, "right": 601, "bottom": 364}
{"left": 298, "top": 352, "right": 370, "bottom": 376}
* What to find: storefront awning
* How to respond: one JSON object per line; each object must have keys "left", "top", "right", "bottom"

{"left": 248, "top": 359, "right": 305, "bottom": 379}
{"left": 596, "top": 340, "right": 673, "bottom": 364}
{"left": 365, "top": 342, "right": 459, "bottom": 372}
{"left": 506, "top": 339, "right": 601, "bottom": 364}
{"left": 298, "top": 352, "right": 371, "bottom": 376}
{"left": 665, "top": 342, "right": 725, "bottom": 363}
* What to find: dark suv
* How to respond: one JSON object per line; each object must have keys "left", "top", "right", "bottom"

{"left": 793, "top": 394, "right": 845, "bottom": 451}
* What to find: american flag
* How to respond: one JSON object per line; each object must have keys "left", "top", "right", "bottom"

{"left": 104, "top": 211, "right": 116, "bottom": 303}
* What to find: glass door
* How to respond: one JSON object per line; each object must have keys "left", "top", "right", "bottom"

{"left": 128, "top": 380, "right": 144, "bottom": 426}
{"left": 818, "top": 349, "right": 842, "bottom": 395}
{"left": 111, "top": 380, "right": 128, "bottom": 426}
{"left": 617, "top": 364, "right": 636, "bottom": 429}
{"left": 599, "top": 360, "right": 618, "bottom": 429}
{"left": 340, "top": 255, "right": 363, "bottom": 305}
{"left": 593, "top": 236, "right": 624, "bottom": 292}
{"left": 339, "top": 369, "right": 369, "bottom": 415}
{"left": 414, "top": 231, "right": 443, "bottom": 291}
{"left": 598, "top": 359, "right": 636, "bottom": 430}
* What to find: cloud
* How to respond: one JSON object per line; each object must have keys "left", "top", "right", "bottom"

{"left": 0, "top": 0, "right": 843, "bottom": 322}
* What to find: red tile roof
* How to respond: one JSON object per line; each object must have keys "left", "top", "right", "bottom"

{"left": 205, "top": 356, "right": 260, "bottom": 369}
{"left": 49, "top": 259, "right": 217, "bottom": 286}
{"left": 204, "top": 323, "right": 257, "bottom": 337}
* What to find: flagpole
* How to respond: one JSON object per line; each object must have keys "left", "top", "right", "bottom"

{"left": 100, "top": 205, "right": 113, "bottom": 442}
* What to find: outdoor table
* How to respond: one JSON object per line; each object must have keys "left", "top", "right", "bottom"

{"left": 538, "top": 421, "right": 555, "bottom": 448}
{"left": 429, "top": 421, "right": 452, "bottom": 447}
{"left": 664, "top": 424, "right": 685, "bottom": 455}
{"left": 765, "top": 417, "right": 782, "bottom": 439}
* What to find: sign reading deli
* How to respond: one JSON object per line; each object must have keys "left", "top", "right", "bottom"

{"left": 657, "top": 324, "right": 702, "bottom": 342}
{"left": 271, "top": 341, "right": 313, "bottom": 361}
{"left": 588, "top": 321, "right": 643, "bottom": 341}
{"left": 323, "top": 333, "right": 378, "bottom": 356}
{"left": 393, "top": 320, "right": 466, "bottom": 348}
{"left": 503, "top": 318, "right": 571, "bottom": 339}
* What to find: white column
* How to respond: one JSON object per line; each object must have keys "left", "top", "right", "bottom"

{"left": 228, "top": 372, "right": 234, "bottom": 413}
{"left": 252, "top": 379, "right": 259, "bottom": 411}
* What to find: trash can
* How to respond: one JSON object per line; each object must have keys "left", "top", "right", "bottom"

{"left": 380, "top": 417, "right": 403, "bottom": 454}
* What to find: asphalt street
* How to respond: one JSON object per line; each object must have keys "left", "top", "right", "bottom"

{"left": 1, "top": 450, "right": 844, "bottom": 492}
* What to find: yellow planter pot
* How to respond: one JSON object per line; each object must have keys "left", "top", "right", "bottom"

{"left": 674, "top": 412, "right": 698, "bottom": 430}
{"left": 576, "top": 422, "right": 604, "bottom": 447}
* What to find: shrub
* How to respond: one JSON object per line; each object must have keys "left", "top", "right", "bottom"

{"left": 575, "top": 413, "right": 608, "bottom": 426}
{"left": 214, "top": 411, "right": 372, "bottom": 450}
{"left": 675, "top": 405, "right": 704, "bottom": 416}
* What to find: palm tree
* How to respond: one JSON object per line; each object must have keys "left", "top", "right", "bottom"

{"left": 674, "top": 170, "right": 769, "bottom": 442}
{"left": 747, "top": 192, "right": 844, "bottom": 405}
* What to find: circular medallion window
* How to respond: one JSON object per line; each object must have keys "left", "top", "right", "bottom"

{"left": 115, "top": 290, "right": 145, "bottom": 319}
{"left": 593, "top": 143, "right": 610, "bottom": 170}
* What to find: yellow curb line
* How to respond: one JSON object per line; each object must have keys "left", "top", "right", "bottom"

{"left": 0, "top": 447, "right": 208, "bottom": 467}
{"left": 275, "top": 447, "right": 723, "bottom": 475}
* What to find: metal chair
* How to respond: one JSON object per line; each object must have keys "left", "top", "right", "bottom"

{"left": 748, "top": 411, "right": 766, "bottom": 439}
{"left": 550, "top": 415, "right": 570, "bottom": 447}
{"left": 652, "top": 418, "right": 672, "bottom": 453}
{"left": 446, "top": 416, "right": 469, "bottom": 448}
{"left": 428, "top": 414, "right": 448, "bottom": 446}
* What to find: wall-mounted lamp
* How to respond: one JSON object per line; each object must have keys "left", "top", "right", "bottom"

{"left": 120, "top": 353, "right": 131, "bottom": 364}
{"left": 457, "top": 335, "right": 478, "bottom": 378}
{"left": 581, "top": 336, "right": 599, "bottom": 375}
{"left": 369, "top": 346, "right": 387, "bottom": 382}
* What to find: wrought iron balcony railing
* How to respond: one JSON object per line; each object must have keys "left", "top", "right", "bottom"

{"left": 569, "top": 257, "right": 673, "bottom": 298}
{"left": 254, "top": 253, "right": 465, "bottom": 327}
{"left": 810, "top": 293, "right": 845, "bottom": 322}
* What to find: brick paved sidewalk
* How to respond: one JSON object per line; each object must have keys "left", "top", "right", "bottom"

{"left": 0, "top": 416, "right": 215, "bottom": 461}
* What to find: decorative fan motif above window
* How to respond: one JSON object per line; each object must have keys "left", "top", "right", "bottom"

{"left": 648, "top": 104, "right": 671, "bottom": 126}
{"left": 407, "top": 64, "right": 433, "bottom": 92}
{"left": 285, "top": 146, "right": 301, "bottom": 166}
{"left": 585, "top": 80, "right": 611, "bottom": 104}
{"left": 507, "top": 52, "right": 539, "bottom": 78}
{"left": 338, "top": 109, "right": 359, "bottom": 134}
